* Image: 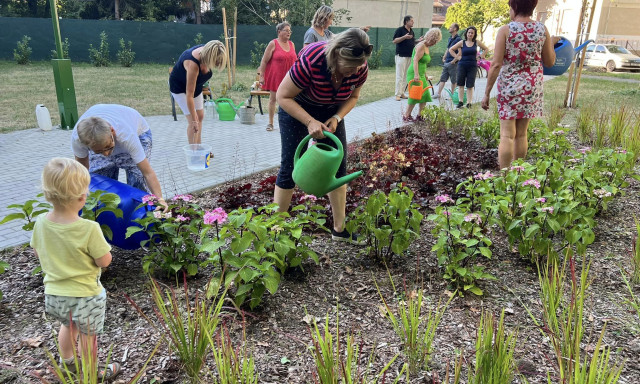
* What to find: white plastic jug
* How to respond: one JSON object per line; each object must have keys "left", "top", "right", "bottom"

{"left": 35, "top": 104, "right": 52, "bottom": 131}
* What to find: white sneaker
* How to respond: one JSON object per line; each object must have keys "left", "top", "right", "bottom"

{"left": 434, "top": 93, "right": 440, "bottom": 99}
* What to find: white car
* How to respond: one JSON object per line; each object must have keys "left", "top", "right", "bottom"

{"left": 583, "top": 44, "right": 640, "bottom": 72}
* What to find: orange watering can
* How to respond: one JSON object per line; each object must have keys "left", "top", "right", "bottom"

{"left": 408, "top": 80, "right": 432, "bottom": 100}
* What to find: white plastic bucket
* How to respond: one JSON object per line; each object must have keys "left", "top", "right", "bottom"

{"left": 35, "top": 104, "right": 52, "bottom": 131}
{"left": 183, "top": 144, "right": 212, "bottom": 171}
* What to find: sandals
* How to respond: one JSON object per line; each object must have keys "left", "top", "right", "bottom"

{"left": 266, "top": 123, "right": 274, "bottom": 131}
{"left": 98, "top": 362, "right": 122, "bottom": 382}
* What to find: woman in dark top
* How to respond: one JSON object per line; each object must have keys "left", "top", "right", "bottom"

{"left": 275, "top": 28, "right": 371, "bottom": 244}
{"left": 448, "top": 26, "right": 489, "bottom": 108}
{"left": 169, "top": 40, "right": 226, "bottom": 144}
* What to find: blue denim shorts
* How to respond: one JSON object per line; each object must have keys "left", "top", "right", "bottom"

{"left": 45, "top": 289, "right": 107, "bottom": 334}
{"left": 89, "top": 130, "right": 152, "bottom": 192}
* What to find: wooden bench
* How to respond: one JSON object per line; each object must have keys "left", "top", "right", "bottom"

{"left": 169, "top": 67, "right": 213, "bottom": 121}
{"left": 249, "top": 88, "right": 270, "bottom": 115}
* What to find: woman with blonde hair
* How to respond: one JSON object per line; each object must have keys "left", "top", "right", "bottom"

{"left": 303, "top": 5, "right": 335, "bottom": 46}
{"left": 275, "top": 28, "right": 372, "bottom": 244}
{"left": 257, "top": 22, "right": 297, "bottom": 131}
{"left": 169, "top": 40, "right": 227, "bottom": 144}
{"left": 404, "top": 28, "right": 442, "bottom": 121}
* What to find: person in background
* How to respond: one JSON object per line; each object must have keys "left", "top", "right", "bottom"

{"left": 404, "top": 28, "right": 442, "bottom": 122}
{"left": 448, "top": 26, "right": 489, "bottom": 108}
{"left": 392, "top": 15, "right": 418, "bottom": 101}
{"left": 275, "top": 28, "right": 372, "bottom": 244}
{"left": 30, "top": 158, "right": 121, "bottom": 381}
{"left": 434, "top": 23, "right": 461, "bottom": 99}
{"left": 481, "top": 0, "right": 559, "bottom": 169}
{"left": 304, "top": 5, "right": 335, "bottom": 47}
{"left": 169, "top": 40, "right": 227, "bottom": 144}
{"left": 71, "top": 104, "right": 168, "bottom": 212}
{"left": 257, "top": 22, "right": 297, "bottom": 132}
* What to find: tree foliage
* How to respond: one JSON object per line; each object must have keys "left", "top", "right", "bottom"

{"left": 444, "top": 0, "right": 509, "bottom": 39}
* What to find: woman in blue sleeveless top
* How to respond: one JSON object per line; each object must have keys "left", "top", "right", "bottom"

{"left": 448, "top": 26, "right": 489, "bottom": 108}
{"left": 169, "top": 40, "right": 226, "bottom": 144}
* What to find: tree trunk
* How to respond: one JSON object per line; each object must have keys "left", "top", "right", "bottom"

{"left": 115, "top": 0, "right": 120, "bottom": 19}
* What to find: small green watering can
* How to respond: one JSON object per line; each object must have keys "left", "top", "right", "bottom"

{"left": 292, "top": 131, "right": 363, "bottom": 197}
{"left": 213, "top": 98, "right": 244, "bottom": 121}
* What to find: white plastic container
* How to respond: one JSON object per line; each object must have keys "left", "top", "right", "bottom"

{"left": 183, "top": 144, "right": 212, "bottom": 171}
{"left": 35, "top": 104, "right": 52, "bottom": 131}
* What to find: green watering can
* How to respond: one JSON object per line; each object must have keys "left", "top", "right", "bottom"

{"left": 292, "top": 131, "right": 363, "bottom": 196}
{"left": 213, "top": 98, "right": 244, "bottom": 121}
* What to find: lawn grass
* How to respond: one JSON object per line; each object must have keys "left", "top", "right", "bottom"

{"left": 579, "top": 68, "right": 640, "bottom": 81}
{"left": 0, "top": 60, "right": 440, "bottom": 132}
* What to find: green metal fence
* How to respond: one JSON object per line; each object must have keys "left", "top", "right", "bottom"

{"left": 0, "top": 17, "right": 449, "bottom": 66}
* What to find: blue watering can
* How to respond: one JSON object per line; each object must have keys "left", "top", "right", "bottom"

{"left": 90, "top": 174, "right": 154, "bottom": 250}
{"left": 543, "top": 37, "right": 594, "bottom": 76}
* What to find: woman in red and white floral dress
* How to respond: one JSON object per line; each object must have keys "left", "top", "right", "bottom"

{"left": 481, "top": 0, "right": 560, "bottom": 169}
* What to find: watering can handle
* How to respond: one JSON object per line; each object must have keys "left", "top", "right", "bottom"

{"left": 408, "top": 79, "right": 423, "bottom": 87}
{"left": 293, "top": 131, "right": 343, "bottom": 167}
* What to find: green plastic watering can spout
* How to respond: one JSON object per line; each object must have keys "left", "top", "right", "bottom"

{"left": 213, "top": 97, "right": 244, "bottom": 111}
{"left": 331, "top": 170, "right": 364, "bottom": 191}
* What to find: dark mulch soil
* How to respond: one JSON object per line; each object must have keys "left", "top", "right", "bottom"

{"left": 1, "top": 123, "right": 639, "bottom": 383}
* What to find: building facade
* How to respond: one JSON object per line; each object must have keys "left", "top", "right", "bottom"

{"left": 333, "top": 0, "right": 434, "bottom": 29}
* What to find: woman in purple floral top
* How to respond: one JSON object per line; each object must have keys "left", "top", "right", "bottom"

{"left": 481, "top": 0, "right": 559, "bottom": 169}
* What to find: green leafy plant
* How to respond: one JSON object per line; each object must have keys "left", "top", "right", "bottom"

{"left": 576, "top": 104, "right": 595, "bottom": 143}
{"left": 208, "top": 325, "right": 258, "bottom": 384}
{"left": 250, "top": 41, "right": 267, "bottom": 68}
{"left": 127, "top": 194, "right": 218, "bottom": 277}
{"left": 475, "top": 115, "right": 500, "bottom": 148}
{"left": 126, "top": 274, "right": 226, "bottom": 382}
{"left": 14, "top": 35, "right": 32, "bottom": 65}
{"left": 309, "top": 308, "right": 406, "bottom": 384}
{"left": 346, "top": 187, "right": 423, "bottom": 263}
{"left": 545, "top": 98, "right": 566, "bottom": 130}
{"left": 0, "top": 260, "right": 8, "bottom": 301}
{"left": 50, "top": 37, "right": 70, "bottom": 59}
{"left": 1, "top": 191, "right": 122, "bottom": 240}
{"left": 376, "top": 274, "right": 454, "bottom": 374}
{"left": 427, "top": 191, "right": 495, "bottom": 295}
{"left": 187, "top": 32, "right": 204, "bottom": 49}
{"left": 88, "top": 31, "right": 110, "bottom": 67}
{"left": 368, "top": 45, "right": 384, "bottom": 70}
{"left": 632, "top": 215, "right": 640, "bottom": 285}
{"left": 116, "top": 38, "right": 135, "bottom": 67}
{"left": 621, "top": 269, "right": 640, "bottom": 334}
{"left": 469, "top": 310, "right": 518, "bottom": 384}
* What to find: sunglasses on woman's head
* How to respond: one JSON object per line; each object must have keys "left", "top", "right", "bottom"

{"left": 344, "top": 44, "right": 374, "bottom": 57}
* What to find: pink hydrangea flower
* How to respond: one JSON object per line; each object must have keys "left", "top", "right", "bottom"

{"left": 171, "top": 194, "right": 193, "bottom": 202}
{"left": 522, "top": 179, "right": 541, "bottom": 189}
{"left": 153, "top": 211, "right": 162, "bottom": 219}
{"left": 579, "top": 147, "right": 591, "bottom": 154}
{"left": 617, "top": 149, "right": 627, "bottom": 154}
{"left": 142, "top": 194, "right": 157, "bottom": 206}
{"left": 552, "top": 130, "right": 565, "bottom": 136}
{"left": 518, "top": 202, "right": 524, "bottom": 208}
{"left": 464, "top": 213, "right": 482, "bottom": 224}
{"left": 593, "top": 189, "right": 612, "bottom": 198}
{"left": 176, "top": 215, "right": 190, "bottom": 222}
{"left": 442, "top": 210, "right": 451, "bottom": 217}
{"left": 474, "top": 171, "right": 495, "bottom": 180}
{"left": 204, "top": 207, "right": 228, "bottom": 225}
{"left": 568, "top": 158, "right": 580, "bottom": 163}
{"left": 435, "top": 194, "right": 454, "bottom": 204}
{"left": 541, "top": 206, "right": 554, "bottom": 214}
{"left": 536, "top": 197, "right": 546, "bottom": 203}
{"left": 510, "top": 166, "right": 525, "bottom": 172}
{"left": 299, "top": 194, "right": 318, "bottom": 202}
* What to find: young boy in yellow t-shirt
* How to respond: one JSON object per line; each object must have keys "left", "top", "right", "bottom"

{"left": 30, "top": 158, "right": 121, "bottom": 380}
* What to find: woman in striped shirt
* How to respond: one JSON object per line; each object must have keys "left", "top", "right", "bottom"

{"left": 275, "top": 28, "right": 372, "bottom": 244}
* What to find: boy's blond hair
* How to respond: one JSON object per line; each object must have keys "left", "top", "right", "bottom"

{"left": 42, "top": 158, "right": 90, "bottom": 207}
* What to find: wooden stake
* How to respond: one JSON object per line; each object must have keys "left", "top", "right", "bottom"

{"left": 233, "top": 7, "right": 238, "bottom": 84}
{"left": 564, "top": 0, "right": 589, "bottom": 107}
{"left": 222, "top": 7, "right": 232, "bottom": 87}
{"left": 571, "top": 0, "right": 598, "bottom": 108}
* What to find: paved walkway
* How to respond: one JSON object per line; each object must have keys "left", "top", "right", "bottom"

{"left": 0, "top": 78, "right": 499, "bottom": 250}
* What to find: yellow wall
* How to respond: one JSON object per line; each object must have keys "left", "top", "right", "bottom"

{"left": 333, "top": 0, "right": 434, "bottom": 29}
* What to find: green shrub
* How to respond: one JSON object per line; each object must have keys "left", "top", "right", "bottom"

{"left": 346, "top": 187, "right": 423, "bottom": 263}
{"left": 50, "top": 38, "right": 70, "bottom": 59}
{"left": 88, "top": 31, "right": 110, "bottom": 67}
{"left": 250, "top": 41, "right": 266, "bottom": 68}
{"left": 116, "top": 38, "right": 135, "bottom": 67}
{"left": 14, "top": 35, "right": 32, "bottom": 65}
{"left": 368, "top": 45, "right": 384, "bottom": 70}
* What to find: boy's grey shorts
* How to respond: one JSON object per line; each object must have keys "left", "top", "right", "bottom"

{"left": 45, "top": 289, "right": 107, "bottom": 334}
